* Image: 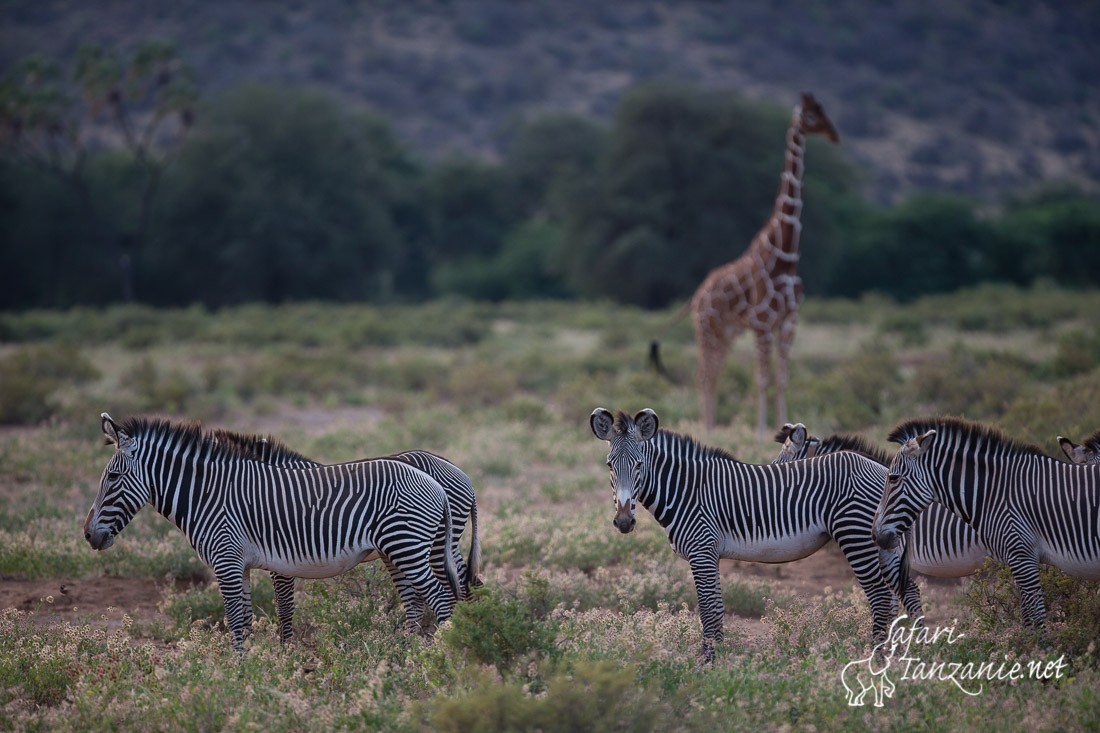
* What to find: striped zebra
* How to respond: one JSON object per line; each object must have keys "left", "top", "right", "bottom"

{"left": 591, "top": 408, "right": 901, "bottom": 660}
{"left": 1058, "top": 430, "right": 1100, "bottom": 465}
{"left": 210, "top": 428, "right": 481, "bottom": 641}
{"left": 873, "top": 417, "right": 1100, "bottom": 628}
{"left": 772, "top": 423, "right": 990, "bottom": 578}
{"left": 84, "top": 414, "right": 462, "bottom": 649}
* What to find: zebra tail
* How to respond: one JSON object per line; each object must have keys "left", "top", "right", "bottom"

{"left": 466, "top": 500, "right": 482, "bottom": 589}
{"left": 441, "top": 493, "right": 463, "bottom": 603}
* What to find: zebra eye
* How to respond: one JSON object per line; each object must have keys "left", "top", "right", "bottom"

{"left": 106, "top": 471, "right": 122, "bottom": 482}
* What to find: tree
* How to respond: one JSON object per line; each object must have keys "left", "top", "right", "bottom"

{"left": 151, "top": 84, "right": 425, "bottom": 305}
{"left": 557, "top": 84, "right": 860, "bottom": 307}
{"left": 0, "top": 43, "right": 196, "bottom": 304}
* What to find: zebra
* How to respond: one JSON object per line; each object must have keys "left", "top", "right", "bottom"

{"left": 209, "top": 427, "right": 481, "bottom": 641}
{"left": 772, "top": 423, "right": 990, "bottom": 578}
{"left": 1057, "top": 430, "right": 1100, "bottom": 465}
{"left": 873, "top": 416, "right": 1100, "bottom": 628}
{"left": 84, "top": 413, "right": 462, "bottom": 649}
{"left": 591, "top": 407, "right": 902, "bottom": 660}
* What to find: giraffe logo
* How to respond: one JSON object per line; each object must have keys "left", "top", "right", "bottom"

{"left": 840, "top": 641, "right": 898, "bottom": 707}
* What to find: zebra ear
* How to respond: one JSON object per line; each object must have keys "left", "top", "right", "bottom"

{"left": 590, "top": 408, "right": 615, "bottom": 441}
{"left": 773, "top": 423, "right": 796, "bottom": 444}
{"left": 789, "top": 423, "right": 808, "bottom": 448}
{"left": 902, "top": 429, "right": 936, "bottom": 456}
{"left": 101, "top": 412, "right": 132, "bottom": 449}
{"left": 1058, "top": 436, "right": 1086, "bottom": 464}
{"left": 634, "top": 408, "right": 659, "bottom": 441}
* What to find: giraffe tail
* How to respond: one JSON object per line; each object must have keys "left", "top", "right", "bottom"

{"left": 648, "top": 300, "right": 692, "bottom": 384}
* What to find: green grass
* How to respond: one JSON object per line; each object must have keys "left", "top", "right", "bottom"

{"left": 1, "top": 289, "right": 1099, "bottom": 731}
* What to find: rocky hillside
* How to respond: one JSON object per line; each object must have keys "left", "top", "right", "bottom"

{"left": 3, "top": 0, "right": 1097, "bottom": 202}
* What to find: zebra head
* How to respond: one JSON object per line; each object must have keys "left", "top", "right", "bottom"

{"left": 590, "top": 407, "right": 659, "bottom": 534}
{"left": 1058, "top": 435, "right": 1100, "bottom": 465}
{"left": 770, "top": 422, "right": 820, "bottom": 464}
{"left": 873, "top": 428, "right": 938, "bottom": 551}
{"left": 84, "top": 413, "right": 151, "bottom": 551}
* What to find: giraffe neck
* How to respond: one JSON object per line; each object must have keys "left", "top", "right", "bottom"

{"left": 755, "top": 107, "right": 807, "bottom": 267}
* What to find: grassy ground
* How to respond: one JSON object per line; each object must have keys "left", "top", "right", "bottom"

{"left": 1, "top": 284, "right": 1099, "bottom": 731}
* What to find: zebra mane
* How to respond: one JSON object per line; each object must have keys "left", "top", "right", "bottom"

{"left": 817, "top": 434, "right": 892, "bottom": 466}
{"left": 887, "top": 416, "right": 1049, "bottom": 460}
{"left": 1082, "top": 429, "right": 1100, "bottom": 452}
{"left": 612, "top": 411, "right": 739, "bottom": 462}
{"left": 209, "top": 427, "right": 313, "bottom": 465}
{"left": 118, "top": 416, "right": 293, "bottom": 465}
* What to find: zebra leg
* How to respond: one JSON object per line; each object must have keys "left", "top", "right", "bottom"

{"left": 879, "top": 547, "right": 924, "bottom": 623}
{"left": 1005, "top": 551, "right": 1047, "bottom": 628}
{"left": 241, "top": 569, "right": 254, "bottom": 639}
{"left": 271, "top": 572, "right": 296, "bottom": 642}
{"left": 391, "top": 549, "right": 457, "bottom": 629}
{"left": 383, "top": 558, "right": 426, "bottom": 634}
{"left": 835, "top": 536, "right": 895, "bottom": 646}
{"left": 687, "top": 548, "right": 724, "bottom": 662}
{"left": 213, "top": 561, "right": 250, "bottom": 650}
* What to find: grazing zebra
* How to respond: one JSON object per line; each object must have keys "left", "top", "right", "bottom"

{"left": 1058, "top": 430, "right": 1100, "bottom": 465}
{"left": 772, "top": 423, "right": 990, "bottom": 578}
{"left": 591, "top": 408, "right": 900, "bottom": 660}
{"left": 210, "top": 428, "right": 481, "bottom": 641}
{"left": 84, "top": 414, "right": 461, "bottom": 649}
{"left": 873, "top": 417, "right": 1100, "bottom": 628}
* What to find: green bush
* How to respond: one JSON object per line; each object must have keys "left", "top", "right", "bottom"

{"left": 963, "top": 562, "right": 1100, "bottom": 665}
{"left": 441, "top": 584, "right": 557, "bottom": 671}
{"left": 907, "top": 344, "right": 1031, "bottom": 419}
{"left": 422, "top": 661, "right": 667, "bottom": 733}
{"left": 0, "top": 343, "right": 99, "bottom": 424}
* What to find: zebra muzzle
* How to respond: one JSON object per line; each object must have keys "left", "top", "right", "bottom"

{"left": 85, "top": 526, "right": 115, "bottom": 551}
{"left": 613, "top": 508, "right": 636, "bottom": 534}
{"left": 872, "top": 528, "right": 898, "bottom": 551}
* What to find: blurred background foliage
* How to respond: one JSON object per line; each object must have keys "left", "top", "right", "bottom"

{"left": 1, "top": 5, "right": 1098, "bottom": 310}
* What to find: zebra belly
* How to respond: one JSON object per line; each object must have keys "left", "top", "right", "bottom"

{"left": 718, "top": 530, "right": 830, "bottom": 563}
{"left": 1037, "top": 543, "right": 1100, "bottom": 580}
{"left": 909, "top": 546, "right": 988, "bottom": 578}
{"left": 246, "top": 545, "right": 381, "bottom": 579}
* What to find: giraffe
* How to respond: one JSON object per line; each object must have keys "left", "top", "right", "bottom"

{"left": 691, "top": 93, "right": 838, "bottom": 438}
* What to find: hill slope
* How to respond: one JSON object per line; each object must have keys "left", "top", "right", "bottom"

{"left": 2, "top": 0, "right": 1097, "bottom": 202}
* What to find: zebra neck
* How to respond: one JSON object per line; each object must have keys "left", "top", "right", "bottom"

{"left": 148, "top": 442, "right": 224, "bottom": 537}
{"left": 637, "top": 435, "right": 712, "bottom": 526}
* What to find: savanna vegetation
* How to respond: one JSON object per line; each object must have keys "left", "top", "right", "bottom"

{"left": 1, "top": 287, "right": 1098, "bottom": 731}
{"left": 3, "top": 46, "right": 1099, "bottom": 310}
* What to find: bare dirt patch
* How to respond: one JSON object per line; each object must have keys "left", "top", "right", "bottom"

{"left": 0, "top": 576, "right": 197, "bottom": 630}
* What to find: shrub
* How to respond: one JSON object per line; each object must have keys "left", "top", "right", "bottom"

{"left": 440, "top": 583, "right": 557, "bottom": 671}
{"left": 422, "top": 661, "right": 667, "bottom": 733}
{"left": 0, "top": 343, "right": 99, "bottom": 424}
{"left": 963, "top": 562, "right": 1100, "bottom": 665}
{"left": 907, "top": 344, "right": 1031, "bottom": 419}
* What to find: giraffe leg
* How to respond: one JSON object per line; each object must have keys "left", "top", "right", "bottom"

{"left": 695, "top": 337, "right": 729, "bottom": 433}
{"left": 775, "top": 311, "right": 799, "bottom": 431}
{"left": 753, "top": 331, "right": 775, "bottom": 441}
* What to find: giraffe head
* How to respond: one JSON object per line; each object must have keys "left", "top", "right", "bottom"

{"left": 799, "top": 93, "right": 839, "bottom": 144}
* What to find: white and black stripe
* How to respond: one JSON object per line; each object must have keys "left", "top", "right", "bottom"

{"left": 84, "top": 413, "right": 461, "bottom": 649}
{"left": 773, "top": 423, "right": 989, "bottom": 582}
{"left": 592, "top": 408, "right": 897, "bottom": 661}
{"left": 874, "top": 417, "right": 1100, "bottom": 628}
{"left": 210, "top": 428, "right": 481, "bottom": 641}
